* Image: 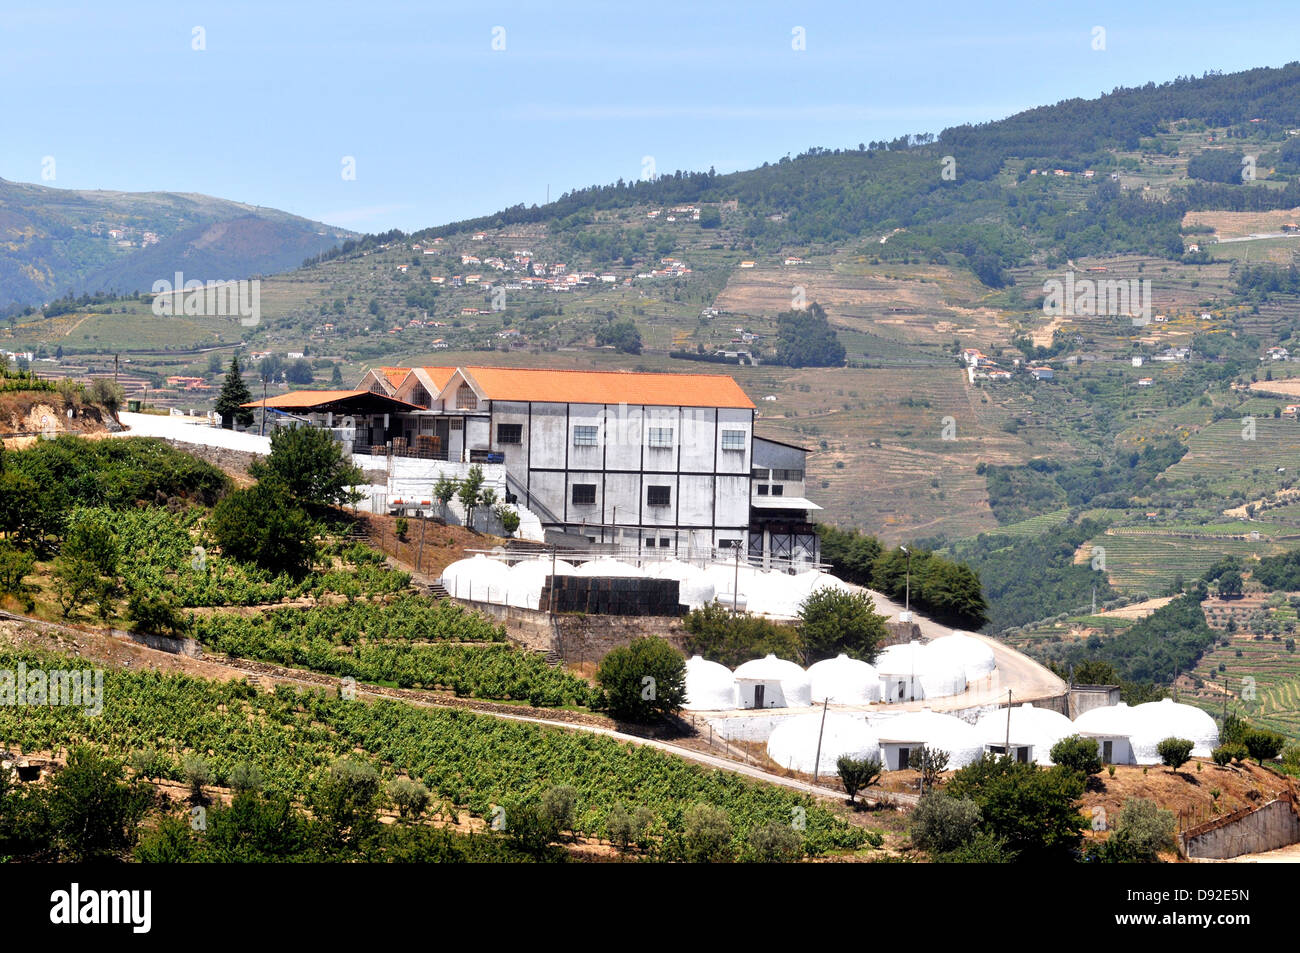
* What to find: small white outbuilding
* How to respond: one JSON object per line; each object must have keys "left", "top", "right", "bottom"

{"left": 873, "top": 709, "right": 985, "bottom": 771}
{"left": 807, "top": 654, "right": 882, "bottom": 705}
{"left": 767, "top": 713, "right": 880, "bottom": 775}
{"left": 1072, "top": 702, "right": 1141, "bottom": 765}
{"left": 975, "top": 703, "right": 1077, "bottom": 765}
{"left": 876, "top": 642, "right": 968, "bottom": 702}
{"left": 682, "top": 656, "right": 736, "bottom": 711}
{"left": 733, "top": 654, "right": 812, "bottom": 708}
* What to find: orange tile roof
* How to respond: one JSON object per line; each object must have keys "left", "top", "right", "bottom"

{"left": 456, "top": 365, "right": 754, "bottom": 409}
{"left": 378, "top": 367, "right": 410, "bottom": 386}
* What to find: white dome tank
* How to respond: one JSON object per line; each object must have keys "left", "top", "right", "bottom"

{"left": 683, "top": 655, "right": 736, "bottom": 711}
{"left": 767, "top": 713, "right": 880, "bottom": 775}
{"left": 807, "top": 654, "right": 882, "bottom": 705}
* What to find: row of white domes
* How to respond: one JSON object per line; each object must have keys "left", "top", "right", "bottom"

{"left": 764, "top": 699, "right": 1222, "bottom": 775}
{"left": 685, "top": 637, "right": 998, "bottom": 711}
{"left": 440, "top": 554, "right": 855, "bottom": 615}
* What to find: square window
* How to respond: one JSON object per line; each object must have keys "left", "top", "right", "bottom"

{"left": 721, "top": 429, "right": 746, "bottom": 451}
{"left": 497, "top": 423, "right": 522, "bottom": 445}
{"left": 757, "top": 484, "right": 769, "bottom": 495}
{"left": 645, "top": 538, "right": 656, "bottom": 548}
{"left": 573, "top": 425, "right": 598, "bottom": 447}
{"left": 660, "top": 537, "right": 672, "bottom": 548}
{"left": 648, "top": 427, "right": 674, "bottom": 448}
{"left": 771, "top": 484, "right": 784, "bottom": 496}
{"left": 647, "top": 486, "right": 671, "bottom": 506}
{"left": 572, "top": 484, "right": 596, "bottom": 505}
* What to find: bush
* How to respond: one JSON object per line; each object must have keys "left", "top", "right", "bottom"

{"left": 539, "top": 785, "right": 578, "bottom": 836}
{"left": 1050, "top": 735, "right": 1103, "bottom": 776}
{"left": 908, "top": 745, "right": 950, "bottom": 793}
{"left": 209, "top": 480, "right": 316, "bottom": 577}
{"left": 683, "top": 804, "right": 734, "bottom": 863}
{"left": 910, "top": 792, "right": 981, "bottom": 855}
{"left": 249, "top": 425, "right": 365, "bottom": 508}
{"left": 1243, "top": 728, "right": 1286, "bottom": 764}
{"left": 181, "top": 753, "right": 212, "bottom": 802}
{"left": 746, "top": 821, "right": 804, "bottom": 862}
{"left": 681, "top": 602, "right": 802, "bottom": 668}
{"left": 595, "top": 636, "right": 686, "bottom": 722}
{"left": 1211, "top": 745, "right": 1235, "bottom": 766}
{"left": 1156, "top": 737, "right": 1194, "bottom": 772}
{"left": 1093, "top": 798, "right": 1175, "bottom": 863}
{"left": 394, "top": 517, "right": 409, "bottom": 540}
{"left": 388, "top": 777, "right": 430, "bottom": 821}
{"left": 797, "top": 586, "right": 888, "bottom": 663}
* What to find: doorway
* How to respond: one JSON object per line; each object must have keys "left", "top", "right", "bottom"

{"left": 753, "top": 684, "right": 766, "bottom": 709}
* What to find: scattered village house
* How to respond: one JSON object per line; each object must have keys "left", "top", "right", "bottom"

{"left": 245, "top": 365, "right": 821, "bottom": 565}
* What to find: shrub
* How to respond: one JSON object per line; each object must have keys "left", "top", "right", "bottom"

{"left": 1243, "top": 728, "right": 1286, "bottom": 764}
{"left": 394, "top": 517, "right": 409, "bottom": 540}
{"left": 908, "top": 745, "right": 950, "bottom": 793}
{"left": 797, "top": 587, "right": 888, "bottom": 663}
{"left": 746, "top": 821, "right": 804, "bottom": 862}
{"left": 1094, "top": 798, "right": 1175, "bottom": 863}
{"left": 837, "top": 755, "right": 883, "bottom": 806}
{"left": 388, "top": 777, "right": 430, "bottom": 821}
{"left": 910, "top": 792, "right": 981, "bottom": 855}
{"left": 1049, "top": 735, "right": 1103, "bottom": 776}
{"left": 683, "top": 804, "right": 734, "bottom": 863}
{"left": 1211, "top": 745, "right": 1235, "bottom": 766}
{"left": 1156, "top": 737, "right": 1194, "bottom": 772}
{"left": 539, "top": 785, "right": 578, "bottom": 836}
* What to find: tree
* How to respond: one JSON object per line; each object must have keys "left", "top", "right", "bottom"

{"left": 1243, "top": 728, "right": 1286, "bottom": 764}
{"left": 681, "top": 602, "right": 803, "bottom": 668}
{"left": 215, "top": 356, "right": 254, "bottom": 429}
{"left": 0, "top": 542, "right": 35, "bottom": 596}
{"left": 797, "top": 587, "right": 887, "bottom": 663}
{"left": 683, "top": 804, "right": 733, "bottom": 862}
{"left": 52, "top": 555, "right": 102, "bottom": 618}
{"left": 1093, "top": 798, "right": 1175, "bottom": 863}
{"left": 539, "top": 785, "right": 578, "bottom": 838}
{"left": 595, "top": 317, "right": 642, "bottom": 354}
{"left": 772, "top": 303, "right": 845, "bottom": 368}
{"left": 836, "top": 754, "right": 882, "bottom": 806}
{"left": 284, "top": 359, "right": 315, "bottom": 385}
{"left": 88, "top": 378, "right": 125, "bottom": 415}
{"left": 1050, "top": 735, "right": 1103, "bottom": 777}
{"left": 457, "top": 465, "right": 486, "bottom": 525}
{"left": 181, "top": 753, "right": 212, "bottom": 802}
{"left": 311, "top": 758, "right": 381, "bottom": 851}
{"left": 127, "top": 589, "right": 189, "bottom": 637}
{"left": 434, "top": 476, "right": 458, "bottom": 513}
{"left": 946, "top": 756, "right": 1086, "bottom": 863}
{"left": 495, "top": 503, "right": 521, "bottom": 537}
{"left": 1156, "top": 737, "right": 1194, "bottom": 772}
{"left": 250, "top": 426, "right": 365, "bottom": 508}
{"left": 910, "top": 792, "right": 982, "bottom": 855}
{"left": 45, "top": 748, "right": 151, "bottom": 861}
{"left": 209, "top": 480, "right": 317, "bottom": 577}
{"left": 388, "top": 778, "right": 430, "bottom": 822}
{"left": 1217, "top": 570, "right": 1243, "bottom": 598}
{"left": 596, "top": 636, "right": 686, "bottom": 722}
{"left": 908, "top": 745, "right": 950, "bottom": 793}
{"left": 330, "top": 364, "right": 344, "bottom": 387}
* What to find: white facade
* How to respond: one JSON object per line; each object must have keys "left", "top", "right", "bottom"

{"left": 874, "top": 710, "right": 985, "bottom": 771}
{"left": 733, "top": 654, "right": 812, "bottom": 709}
{"left": 975, "top": 704, "right": 1077, "bottom": 765}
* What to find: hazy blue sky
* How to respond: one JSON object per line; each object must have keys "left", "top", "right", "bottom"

{"left": 2, "top": 1, "right": 1297, "bottom": 234}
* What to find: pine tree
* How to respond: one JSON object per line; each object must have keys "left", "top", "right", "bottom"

{"left": 215, "top": 356, "right": 254, "bottom": 430}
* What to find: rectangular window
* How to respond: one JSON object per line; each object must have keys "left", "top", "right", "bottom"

{"left": 771, "top": 484, "right": 784, "bottom": 496}
{"left": 644, "top": 538, "right": 656, "bottom": 548}
{"left": 573, "top": 425, "right": 599, "bottom": 446}
{"left": 497, "top": 423, "right": 522, "bottom": 445}
{"left": 721, "top": 430, "right": 746, "bottom": 451}
{"left": 660, "top": 537, "right": 672, "bottom": 548}
{"left": 450, "top": 418, "right": 463, "bottom": 431}
{"left": 756, "top": 484, "right": 769, "bottom": 496}
{"left": 647, "top": 427, "right": 674, "bottom": 448}
{"left": 571, "top": 484, "right": 596, "bottom": 505}
{"left": 647, "top": 485, "right": 671, "bottom": 506}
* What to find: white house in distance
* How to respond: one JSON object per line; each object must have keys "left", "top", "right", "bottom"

{"left": 247, "top": 364, "right": 820, "bottom": 564}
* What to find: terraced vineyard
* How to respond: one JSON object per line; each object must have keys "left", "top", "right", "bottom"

{"left": 1085, "top": 530, "right": 1289, "bottom": 594}
{"left": 0, "top": 647, "right": 873, "bottom": 856}
{"left": 1188, "top": 633, "right": 1300, "bottom": 739}
{"left": 1162, "top": 416, "right": 1300, "bottom": 496}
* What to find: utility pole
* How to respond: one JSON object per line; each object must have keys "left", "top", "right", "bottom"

{"left": 548, "top": 545, "right": 557, "bottom": 614}
{"left": 114, "top": 353, "right": 119, "bottom": 384}
{"left": 417, "top": 514, "right": 427, "bottom": 573}
{"left": 1092, "top": 586, "right": 1096, "bottom": 616}
{"left": 260, "top": 377, "right": 267, "bottom": 436}
{"left": 812, "top": 697, "right": 829, "bottom": 783}
{"left": 732, "top": 542, "right": 740, "bottom": 613}
{"left": 1004, "top": 689, "right": 1013, "bottom": 761}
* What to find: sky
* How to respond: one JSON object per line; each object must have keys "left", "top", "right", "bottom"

{"left": 3, "top": 1, "right": 1299, "bottom": 235}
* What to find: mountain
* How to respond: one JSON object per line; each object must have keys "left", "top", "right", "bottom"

{"left": 0, "top": 177, "right": 353, "bottom": 309}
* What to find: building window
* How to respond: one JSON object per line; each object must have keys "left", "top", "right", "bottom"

{"left": 450, "top": 418, "right": 463, "bottom": 431}
{"left": 647, "top": 427, "right": 674, "bottom": 449}
{"left": 645, "top": 538, "right": 656, "bottom": 548}
{"left": 572, "top": 484, "right": 597, "bottom": 505}
{"left": 410, "top": 383, "right": 430, "bottom": 408}
{"left": 497, "top": 423, "right": 522, "bottom": 445}
{"left": 757, "top": 484, "right": 769, "bottom": 496}
{"left": 719, "top": 538, "right": 741, "bottom": 549}
{"left": 660, "top": 537, "right": 672, "bottom": 548}
{"left": 771, "top": 484, "right": 784, "bottom": 496}
{"left": 647, "top": 485, "right": 671, "bottom": 507}
{"left": 573, "top": 425, "right": 599, "bottom": 446}
{"left": 721, "top": 429, "right": 746, "bottom": 451}
{"left": 456, "top": 383, "right": 477, "bottom": 410}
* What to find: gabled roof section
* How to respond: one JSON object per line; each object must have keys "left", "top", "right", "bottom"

{"left": 242, "top": 390, "right": 422, "bottom": 412}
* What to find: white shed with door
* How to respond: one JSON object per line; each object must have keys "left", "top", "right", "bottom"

{"left": 874, "top": 709, "right": 985, "bottom": 771}
{"left": 733, "top": 654, "right": 811, "bottom": 709}
{"left": 974, "top": 703, "right": 1077, "bottom": 765}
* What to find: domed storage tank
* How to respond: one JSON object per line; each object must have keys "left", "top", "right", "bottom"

{"left": 928, "top": 633, "right": 997, "bottom": 684}
{"left": 1131, "top": 699, "right": 1220, "bottom": 762}
{"left": 440, "top": 555, "right": 512, "bottom": 603}
{"left": 733, "top": 654, "right": 811, "bottom": 708}
{"left": 807, "top": 654, "right": 882, "bottom": 705}
{"left": 873, "top": 709, "right": 985, "bottom": 771}
{"left": 974, "top": 703, "right": 1077, "bottom": 765}
{"left": 1072, "top": 702, "right": 1143, "bottom": 765}
{"left": 505, "top": 557, "right": 577, "bottom": 609}
{"left": 875, "top": 642, "right": 928, "bottom": 703}
{"left": 575, "top": 558, "right": 643, "bottom": 577}
{"left": 683, "top": 656, "right": 736, "bottom": 711}
{"left": 767, "top": 713, "right": 880, "bottom": 775}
